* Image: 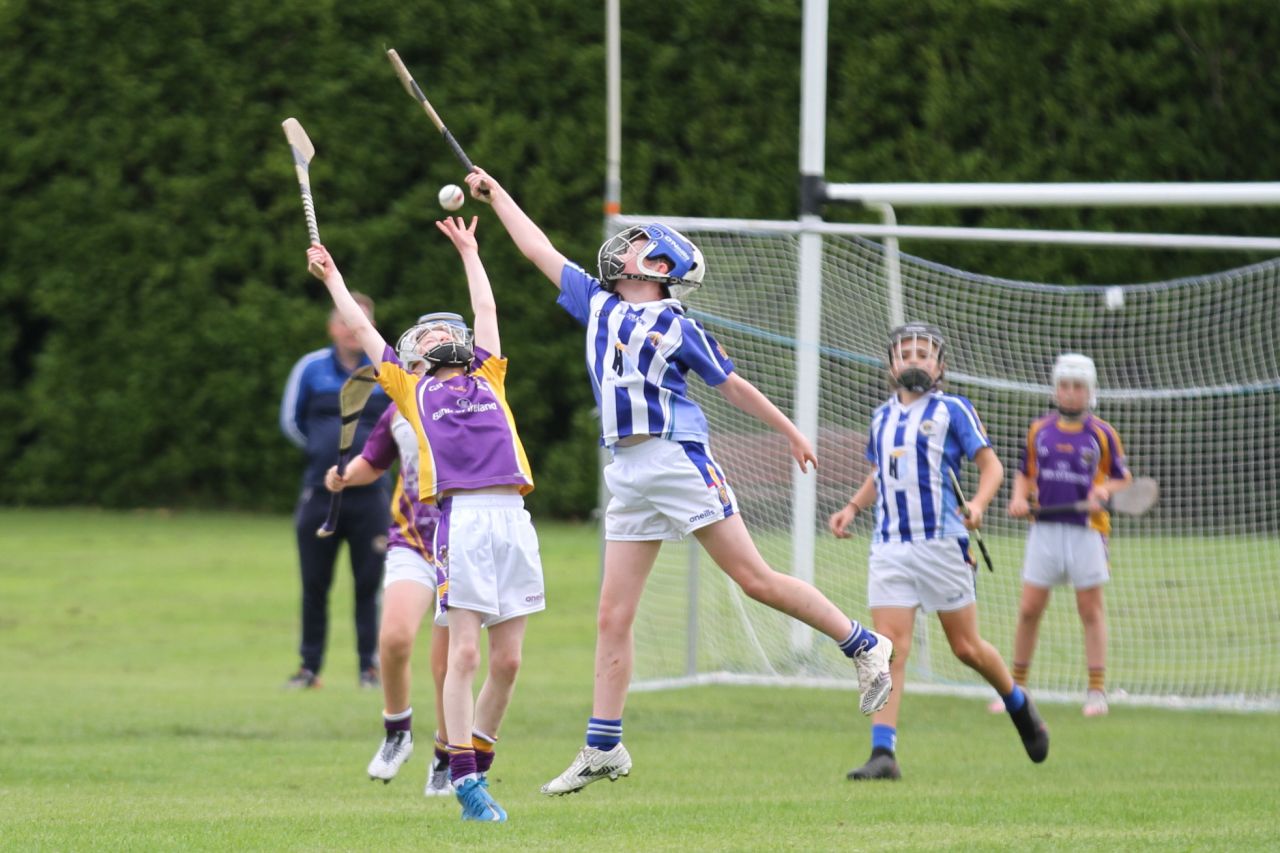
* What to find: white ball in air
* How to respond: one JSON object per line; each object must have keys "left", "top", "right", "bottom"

{"left": 438, "top": 184, "right": 465, "bottom": 211}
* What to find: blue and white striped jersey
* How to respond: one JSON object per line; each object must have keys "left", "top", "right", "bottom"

{"left": 865, "top": 390, "right": 991, "bottom": 544}
{"left": 557, "top": 263, "right": 734, "bottom": 446}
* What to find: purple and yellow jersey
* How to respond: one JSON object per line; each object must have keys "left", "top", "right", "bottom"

{"left": 557, "top": 262, "right": 735, "bottom": 447}
{"left": 359, "top": 404, "right": 440, "bottom": 558}
{"left": 1020, "top": 412, "right": 1129, "bottom": 535}
{"left": 375, "top": 344, "right": 534, "bottom": 503}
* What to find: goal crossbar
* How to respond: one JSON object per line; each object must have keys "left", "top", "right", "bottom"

{"left": 613, "top": 214, "right": 1280, "bottom": 252}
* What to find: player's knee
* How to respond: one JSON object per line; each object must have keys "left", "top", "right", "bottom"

{"left": 488, "top": 647, "right": 522, "bottom": 684}
{"left": 449, "top": 643, "right": 482, "bottom": 676}
{"left": 1077, "top": 604, "right": 1104, "bottom": 625}
{"left": 1017, "top": 604, "right": 1043, "bottom": 625}
{"left": 380, "top": 626, "right": 415, "bottom": 662}
{"left": 949, "top": 640, "right": 982, "bottom": 667}
{"left": 597, "top": 603, "right": 637, "bottom": 638}
{"left": 734, "top": 568, "right": 778, "bottom": 603}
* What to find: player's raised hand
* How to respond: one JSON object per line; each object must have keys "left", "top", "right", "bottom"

{"left": 465, "top": 167, "right": 500, "bottom": 203}
{"left": 789, "top": 433, "right": 817, "bottom": 473}
{"left": 829, "top": 505, "right": 857, "bottom": 539}
{"left": 436, "top": 215, "right": 479, "bottom": 254}
{"left": 306, "top": 244, "right": 336, "bottom": 280}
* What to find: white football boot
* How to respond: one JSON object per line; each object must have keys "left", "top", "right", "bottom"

{"left": 367, "top": 730, "right": 413, "bottom": 783}
{"left": 424, "top": 755, "right": 453, "bottom": 797}
{"left": 854, "top": 632, "right": 894, "bottom": 714}
{"left": 540, "top": 744, "right": 632, "bottom": 796}
{"left": 1082, "top": 689, "right": 1109, "bottom": 717}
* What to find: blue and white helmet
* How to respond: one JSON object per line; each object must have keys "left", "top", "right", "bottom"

{"left": 396, "top": 312, "right": 474, "bottom": 374}
{"left": 597, "top": 223, "right": 706, "bottom": 300}
{"left": 1051, "top": 352, "right": 1098, "bottom": 409}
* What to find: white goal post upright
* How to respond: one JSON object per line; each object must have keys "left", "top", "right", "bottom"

{"left": 602, "top": 0, "right": 1280, "bottom": 710}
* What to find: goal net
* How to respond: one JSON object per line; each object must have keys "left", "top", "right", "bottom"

{"left": 612, "top": 215, "right": 1280, "bottom": 712}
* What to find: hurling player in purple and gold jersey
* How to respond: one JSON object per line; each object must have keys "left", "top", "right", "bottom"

{"left": 308, "top": 216, "right": 540, "bottom": 823}
{"left": 323, "top": 400, "right": 454, "bottom": 796}
{"left": 999, "top": 353, "right": 1132, "bottom": 718}
{"left": 464, "top": 166, "right": 893, "bottom": 797}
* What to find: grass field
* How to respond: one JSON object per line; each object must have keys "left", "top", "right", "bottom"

{"left": 1, "top": 509, "right": 1277, "bottom": 851}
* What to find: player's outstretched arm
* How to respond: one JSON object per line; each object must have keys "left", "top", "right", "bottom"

{"left": 306, "top": 244, "right": 388, "bottom": 365}
{"left": 324, "top": 457, "right": 386, "bottom": 492}
{"left": 463, "top": 167, "right": 567, "bottom": 288}
{"left": 436, "top": 216, "right": 500, "bottom": 358}
{"left": 715, "top": 373, "right": 816, "bottom": 472}
{"left": 830, "top": 474, "right": 877, "bottom": 538}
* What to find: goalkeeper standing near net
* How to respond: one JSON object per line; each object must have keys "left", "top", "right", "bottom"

{"left": 991, "top": 353, "right": 1132, "bottom": 718}
{"left": 463, "top": 166, "right": 893, "bottom": 796}
{"left": 829, "top": 323, "right": 1049, "bottom": 780}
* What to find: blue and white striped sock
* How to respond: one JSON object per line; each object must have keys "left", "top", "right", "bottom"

{"left": 586, "top": 717, "right": 623, "bottom": 751}
{"left": 838, "top": 621, "right": 878, "bottom": 657}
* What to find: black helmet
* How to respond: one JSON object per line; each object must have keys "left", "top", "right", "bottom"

{"left": 887, "top": 322, "right": 945, "bottom": 392}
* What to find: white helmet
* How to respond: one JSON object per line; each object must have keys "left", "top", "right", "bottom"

{"left": 396, "top": 312, "right": 474, "bottom": 374}
{"left": 1051, "top": 352, "right": 1098, "bottom": 410}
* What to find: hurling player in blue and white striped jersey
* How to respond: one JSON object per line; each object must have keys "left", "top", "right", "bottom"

{"left": 467, "top": 167, "right": 892, "bottom": 795}
{"left": 829, "top": 323, "right": 1049, "bottom": 781}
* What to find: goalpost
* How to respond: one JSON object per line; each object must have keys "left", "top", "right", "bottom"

{"left": 602, "top": 0, "right": 1280, "bottom": 711}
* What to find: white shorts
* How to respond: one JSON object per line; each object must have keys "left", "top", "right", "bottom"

{"left": 868, "top": 538, "right": 976, "bottom": 613}
{"left": 432, "top": 495, "right": 545, "bottom": 628}
{"left": 383, "top": 546, "right": 436, "bottom": 591}
{"left": 1022, "top": 522, "right": 1110, "bottom": 590}
{"left": 604, "top": 438, "right": 738, "bottom": 541}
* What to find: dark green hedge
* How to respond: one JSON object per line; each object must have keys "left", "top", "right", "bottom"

{"left": 1, "top": 0, "right": 1276, "bottom": 514}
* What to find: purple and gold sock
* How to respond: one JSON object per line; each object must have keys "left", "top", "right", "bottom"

{"left": 448, "top": 745, "right": 478, "bottom": 784}
{"left": 433, "top": 731, "right": 450, "bottom": 766}
{"left": 473, "top": 730, "right": 497, "bottom": 774}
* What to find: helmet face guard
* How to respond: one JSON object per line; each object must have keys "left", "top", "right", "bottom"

{"left": 597, "top": 223, "right": 706, "bottom": 300}
{"left": 396, "top": 312, "right": 475, "bottom": 375}
{"left": 887, "top": 322, "right": 946, "bottom": 393}
{"left": 1051, "top": 352, "right": 1098, "bottom": 413}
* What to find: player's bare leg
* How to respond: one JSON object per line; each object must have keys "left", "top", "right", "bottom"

{"left": 1076, "top": 585, "right": 1109, "bottom": 716}
{"left": 593, "top": 539, "right": 662, "bottom": 718}
{"left": 940, "top": 605, "right": 1048, "bottom": 763}
{"left": 470, "top": 615, "right": 527, "bottom": 779}
{"left": 848, "top": 606, "right": 914, "bottom": 781}
{"left": 991, "top": 584, "right": 1051, "bottom": 713}
{"left": 444, "top": 608, "right": 505, "bottom": 820}
{"left": 541, "top": 540, "right": 658, "bottom": 796}
{"left": 695, "top": 514, "right": 892, "bottom": 712}
{"left": 367, "top": 581, "right": 433, "bottom": 782}
{"left": 425, "top": 623, "right": 452, "bottom": 796}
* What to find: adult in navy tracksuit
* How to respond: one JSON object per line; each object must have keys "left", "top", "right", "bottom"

{"left": 280, "top": 294, "right": 392, "bottom": 688}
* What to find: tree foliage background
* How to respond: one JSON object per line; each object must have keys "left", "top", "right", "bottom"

{"left": 1, "top": 0, "right": 1276, "bottom": 515}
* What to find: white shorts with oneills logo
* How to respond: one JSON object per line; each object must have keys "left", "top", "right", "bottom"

{"left": 1022, "top": 521, "right": 1110, "bottom": 590}
{"left": 432, "top": 495, "right": 545, "bottom": 628}
{"left": 604, "top": 438, "right": 738, "bottom": 541}
{"left": 868, "top": 538, "right": 977, "bottom": 613}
